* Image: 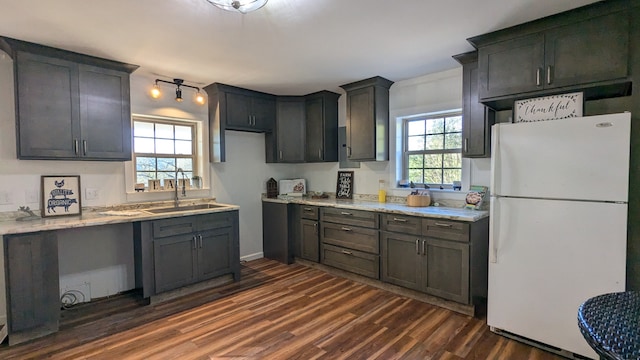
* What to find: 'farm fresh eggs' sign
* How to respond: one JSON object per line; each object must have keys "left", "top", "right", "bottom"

{"left": 514, "top": 92, "right": 583, "bottom": 123}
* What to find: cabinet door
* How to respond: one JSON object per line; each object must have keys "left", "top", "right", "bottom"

{"left": 153, "top": 234, "right": 197, "bottom": 293}
{"left": 275, "top": 98, "right": 305, "bottom": 162}
{"left": 422, "top": 238, "right": 469, "bottom": 304}
{"left": 5, "top": 232, "right": 59, "bottom": 345}
{"left": 251, "top": 96, "right": 276, "bottom": 131}
{"left": 462, "top": 61, "right": 494, "bottom": 158}
{"left": 14, "top": 52, "right": 80, "bottom": 159}
{"left": 300, "top": 219, "right": 319, "bottom": 262}
{"left": 381, "top": 232, "right": 421, "bottom": 291}
{"left": 345, "top": 86, "right": 375, "bottom": 160}
{"left": 197, "top": 227, "right": 233, "bottom": 281}
{"left": 544, "top": 12, "right": 628, "bottom": 89}
{"left": 225, "top": 92, "right": 252, "bottom": 129}
{"left": 78, "top": 65, "right": 132, "bottom": 160}
{"left": 478, "top": 33, "right": 545, "bottom": 99}
{"left": 305, "top": 96, "right": 325, "bottom": 162}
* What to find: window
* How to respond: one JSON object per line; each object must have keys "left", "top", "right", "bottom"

{"left": 133, "top": 119, "right": 197, "bottom": 188}
{"left": 403, "top": 112, "right": 462, "bottom": 187}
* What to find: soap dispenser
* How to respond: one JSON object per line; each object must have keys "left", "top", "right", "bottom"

{"left": 378, "top": 180, "right": 387, "bottom": 203}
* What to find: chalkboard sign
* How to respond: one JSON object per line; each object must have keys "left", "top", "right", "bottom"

{"left": 336, "top": 171, "right": 354, "bottom": 199}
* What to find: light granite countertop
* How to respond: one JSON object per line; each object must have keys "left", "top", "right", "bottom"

{"left": 0, "top": 199, "right": 239, "bottom": 236}
{"left": 263, "top": 197, "right": 488, "bottom": 222}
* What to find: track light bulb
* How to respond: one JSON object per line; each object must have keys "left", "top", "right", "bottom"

{"left": 150, "top": 84, "right": 161, "bottom": 99}
{"left": 175, "top": 88, "right": 183, "bottom": 102}
{"left": 195, "top": 92, "right": 205, "bottom": 105}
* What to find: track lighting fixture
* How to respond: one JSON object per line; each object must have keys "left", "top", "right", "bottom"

{"left": 150, "top": 78, "right": 205, "bottom": 105}
{"left": 205, "top": 0, "right": 268, "bottom": 14}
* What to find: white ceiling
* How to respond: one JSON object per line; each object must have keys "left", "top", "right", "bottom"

{"left": 0, "top": 0, "right": 599, "bottom": 95}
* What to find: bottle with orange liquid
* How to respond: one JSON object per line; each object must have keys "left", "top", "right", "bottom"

{"left": 378, "top": 179, "right": 387, "bottom": 203}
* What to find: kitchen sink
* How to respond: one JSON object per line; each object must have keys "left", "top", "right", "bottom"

{"left": 145, "top": 203, "right": 228, "bottom": 214}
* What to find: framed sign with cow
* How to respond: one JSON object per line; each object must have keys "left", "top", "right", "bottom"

{"left": 41, "top": 175, "right": 81, "bottom": 217}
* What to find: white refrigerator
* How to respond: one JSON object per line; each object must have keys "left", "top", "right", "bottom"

{"left": 487, "top": 112, "right": 631, "bottom": 359}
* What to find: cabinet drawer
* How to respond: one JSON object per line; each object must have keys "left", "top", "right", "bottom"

{"left": 423, "top": 219, "right": 469, "bottom": 242}
{"left": 153, "top": 217, "right": 198, "bottom": 238}
{"left": 321, "top": 222, "right": 379, "bottom": 254}
{"left": 321, "top": 243, "right": 379, "bottom": 279}
{"left": 300, "top": 206, "right": 319, "bottom": 220}
{"left": 321, "top": 207, "right": 378, "bottom": 228}
{"left": 381, "top": 214, "right": 422, "bottom": 235}
{"left": 198, "top": 211, "right": 234, "bottom": 231}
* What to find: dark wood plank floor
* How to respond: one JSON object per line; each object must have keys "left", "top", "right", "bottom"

{"left": 0, "top": 259, "right": 565, "bottom": 359}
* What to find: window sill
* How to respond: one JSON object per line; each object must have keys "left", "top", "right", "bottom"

{"left": 125, "top": 188, "right": 211, "bottom": 203}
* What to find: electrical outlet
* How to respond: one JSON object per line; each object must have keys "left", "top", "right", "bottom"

{"left": 0, "top": 191, "right": 13, "bottom": 205}
{"left": 25, "top": 190, "right": 39, "bottom": 203}
{"left": 85, "top": 188, "right": 99, "bottom": 200}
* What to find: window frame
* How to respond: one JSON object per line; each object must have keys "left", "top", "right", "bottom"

{"left": 132, "top": 117, "right": 198, "bottom": 190}
{"left": 402, "top": 111, "right": 463, "bottom": 188}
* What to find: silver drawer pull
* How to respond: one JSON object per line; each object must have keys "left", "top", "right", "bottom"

{"left": 341, "top": 227, "right": 352, "bottom": 232}
{"left": 342, "top": 250, "right": 353, "bottom": 255}
{"left": 303, "top": 207, "right": 313, "bottom": 211}
{"left": 340, "top": 211, "right": 352, "bottom": 216}
{"left": 434, "top": 222, "right": 453, "bottom": 228}
{"left": 393, "top": 217, "right": 407, "bottom": 223}
{"left": 416, "top": 239, "right": 420, "bottom": 254}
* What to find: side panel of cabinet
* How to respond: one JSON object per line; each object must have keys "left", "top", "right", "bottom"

{"left": 346, "top": 87, "right": 375, "bottom": 160}
{"left": 381, "top": 232, "right": 421, "bottom": 291}
{"left": 300, "top": 219, "right": 319, "bottom": 262}
{"left": 544, "top": 12, "right": 629, "bottom": 89}
{"left": 478, "top": 33, "right": 545, "bottom": 99}
{"left": 423, "top": 238, "right": 470, "bottom": 304}
{"left": 463, "top": 61, "right": 494, "bottom": 157}
{"left": 78, "top": 65, "right": 132, "bottom": 160}
{"left": 153, "top": 234, "right": 197, "bottom": 293}
{"left": 262, "top": 202, "right": 293, "bottom": 264}
{"left": 198, "top": 227, "right": 233, "bottom": 281}
{"left": 5, "top": 232, "right": 59, "bottom": 345}
{"left": 14, "top": 52, "right": 79, "bottom": 159}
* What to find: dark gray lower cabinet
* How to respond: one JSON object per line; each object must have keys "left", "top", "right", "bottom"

{"left": 262, "top": 201, "right": 295, "bottom": 264}
{"left": 135, "top": 211, "right": 240, "bottom": 298}
{"left": 423, "top": 238, "right": 470, "bottom": 304}
{"left": 300, "top": 219, "right": 319, "bottom": 262}
{"left": 4, "top": 232, "right": 59, "bottom": 345}
{"left": 380, "top": 232, "right": 421, "bottom": 291}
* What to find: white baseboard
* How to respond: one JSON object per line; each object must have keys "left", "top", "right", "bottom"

{"left": 240, "top": 252, "right": 263, "bottom": 262}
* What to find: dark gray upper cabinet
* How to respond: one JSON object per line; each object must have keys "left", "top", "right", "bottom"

{"left": 266, "top": 96, "right": 305, "bottom": 163}
{"left": 305, "top": 91, "right": 340, "bottom": 162}
{"left": 0, "top": 37, "right": 138, "bottom": 161}
{"left": 469, "top": 3, "right": 631, "bottom": 110}
{"left": 453, "top": 51, "right": 495, "bottom": 158}
{"left": 204, "top": 83, "right": 276, "bottom": 162}
{"left": 340, "top": 76, "right": 393, "bottom": 162}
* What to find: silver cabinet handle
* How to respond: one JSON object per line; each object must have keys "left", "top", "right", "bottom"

{"left": 347, "top": 147, "right": 352, "bottom": 157}
{"left": 464, "top": 138, "right": 469, "bottom": 153}
{"left": 536, "top": 68, "right": 541, "bottom": 86}
{"left": 199, "top": 234, "right": 203, "bottom": 248}
{"left": 341, "top": 250, "right": 353, "bottom": 255}
{"left": 422, "top": 240, "right": 426, "bottom": 255}
{"left": 74, "top": 139, "right": 79, "bottom": 155}
{"left": 303, "top": 207, "right": 313, "bottom": 211}
{"left": 192, "top": 235, "right": 197, "bottom": 250}
{"left": 341, "top": 227, "right": 352, "bottom": 232}
{"left": 83, "top": 140, "right": 87, "bottom": 155}
{"left": 393, "top": 217, "right": 407, "bottom": 223}
{"left": 340, "top": 211, "right": 352, "bottom": 216}
{"left": 279, "top": 150, "right": 283, "bottom": 160}
{"left": 318, "top": 148, "right": 322, "bottom": 159}
{"left": 434, "top": 222, "right": 453, "bottom": 228}
{"left": 416, "top": 239, "right": 420, "bottom": 254}
{"left": 547, "top": 65, "right": 553, "bottom": 85}
{"left": 314, "top": 222, "right": 318, "bottom": 234}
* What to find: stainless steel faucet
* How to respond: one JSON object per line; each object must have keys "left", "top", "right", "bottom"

{"left": 174, "top": 167, "right": 186, "bottom": 208}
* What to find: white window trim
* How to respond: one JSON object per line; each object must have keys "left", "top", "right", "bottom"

{"left": 124, "top": 113, "right": 211, "bottom": 203}
{"left": 391, "top": 107, "right": 471, "bottom": 195}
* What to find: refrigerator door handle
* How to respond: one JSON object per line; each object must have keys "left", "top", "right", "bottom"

{"left": 490, "top": 124, "right": 500, "bottom": 195}
{"left": 489, "top": 197, "right": 499, "bottom": 263}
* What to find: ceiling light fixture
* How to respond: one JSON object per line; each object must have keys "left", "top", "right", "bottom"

{"left": 151, "top": 78, "right": 205, "bottom": 105}
{"left": 205, "top": 0, "right": 268, "bottom": 14}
